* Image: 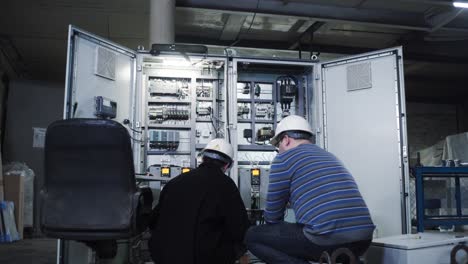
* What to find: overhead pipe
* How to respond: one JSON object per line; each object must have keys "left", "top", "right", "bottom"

{"left": 149, "top": 0, "right": 175, "bottom": 47}
{"left": 176, "top": 0, "right": 468, "bottom": 32}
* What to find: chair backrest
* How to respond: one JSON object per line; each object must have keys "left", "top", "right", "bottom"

{"left": 41, "top": 118, "right": 138, "bottom": 240}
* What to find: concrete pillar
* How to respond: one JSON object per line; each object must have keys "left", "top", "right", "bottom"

{"left": 149, "top": 0, "right": 175, "bottom": 46}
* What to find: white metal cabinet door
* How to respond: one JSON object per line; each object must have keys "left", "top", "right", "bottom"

{"left": 319, "top": 47, "right": 409, "bottom": 238}
{"left": 61, "top": 26, "right": 138, "bottom": 264}
{"left": 64, "top": 25, "right": 137, "bottom": 124}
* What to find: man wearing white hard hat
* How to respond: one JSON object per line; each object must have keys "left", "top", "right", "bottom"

{"left": 149, "top": 138, "right": 250, "bottom": 264}
{"left": 245, "top": 115, "right": 374, "bottom": 263}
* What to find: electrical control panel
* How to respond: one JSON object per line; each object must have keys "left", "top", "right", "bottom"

{"left": 142, "top": 57, "right": 228, "bottom": 185}
{"left": 64, "top": 28, "right": 410, "bottom": 251}
{"left": 235, "top": 62, "right": 310, "bottom": 210}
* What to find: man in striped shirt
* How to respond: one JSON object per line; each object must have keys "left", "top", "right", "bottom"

{"left": 245, "top": 115, "right": 374, "bottom": 264}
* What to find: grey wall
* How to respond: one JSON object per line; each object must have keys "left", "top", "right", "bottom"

{"left": 4, "top": 80, "right": 64, "bottom": 234}
{"left": 460, "top": 99, "right": 468, "bottom": 133}
{"left": 406, "top": 102, "right": 460, "bottom": 159}
{"left": 0, "top": 71, "right": 6, "bottom": 142}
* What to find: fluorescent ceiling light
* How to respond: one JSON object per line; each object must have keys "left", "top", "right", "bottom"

{"left": 453, "top": 1, "right": 468, "bottom": 8}
{"left": 162, "top": 58, "right": 191, "bottom": 67}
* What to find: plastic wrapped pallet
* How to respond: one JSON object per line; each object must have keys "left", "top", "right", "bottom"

{"left": 3, "top": 162, "right": 35, "bottom": 227}
{"left": 442, "top": 132, "right": 468, "bottom": 162}
{"left": 415, "top": 132, "right": 468, "bottom": 166}
{"left": 416, "top": 139, "right": 444, "bottom": 166}
{"left": 0, "top": 201, "right": 19, "bottom": 243}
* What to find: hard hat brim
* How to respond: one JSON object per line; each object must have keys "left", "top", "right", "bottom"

{"left": 202, "top": 150, "right": 233, "bottom": 165}
{"left": 270, "top": 135, "right": 280, "bottom": 146}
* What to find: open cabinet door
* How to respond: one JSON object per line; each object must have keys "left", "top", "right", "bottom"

{"left": 59, "top": 26, "right": 138, "bottom": 264}
{"left": 64, "top": 25, "right": 137, "bottom": 125}
{"left": 318, "top": 47, "right": 409, "bottom": 238}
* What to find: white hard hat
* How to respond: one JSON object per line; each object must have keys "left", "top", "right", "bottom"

{"left": 270, "top": 115, "right": 313, "bottom": 146}
{"left": 202, "top": 138, "right": 234, "bottom": 164}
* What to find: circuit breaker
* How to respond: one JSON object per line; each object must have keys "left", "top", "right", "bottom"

{"left": 277, "top": 76, "right": 298, "bottom": 116}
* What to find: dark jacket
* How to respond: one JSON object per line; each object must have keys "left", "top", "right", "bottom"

{"left": 148, "top": 163, "right": 250, "bottom": 264}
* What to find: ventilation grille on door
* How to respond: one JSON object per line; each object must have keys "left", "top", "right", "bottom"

{"left": 346, "top": 62, "right": 372, "bottom": 91}
{"left": 95, "top": 46, "right": 116, "bottom": 80}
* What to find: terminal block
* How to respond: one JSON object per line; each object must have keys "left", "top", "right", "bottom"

{"left": 148, "top": 105, "right": 190, "bottom": 123}
{"left": 255, "top": 103, "right": 273, "bottom": 119}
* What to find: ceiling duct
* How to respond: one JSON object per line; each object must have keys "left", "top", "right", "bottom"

{"left": 149, "top": 0, "right": 175, "bottom": 47}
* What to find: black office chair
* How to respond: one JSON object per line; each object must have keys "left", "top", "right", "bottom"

{"left": 40, "top": 118, "right": 152, "bottom": 259}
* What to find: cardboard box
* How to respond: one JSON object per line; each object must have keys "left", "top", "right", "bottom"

{"left": 4, "top": 174, "right": 24, "bottom": 239}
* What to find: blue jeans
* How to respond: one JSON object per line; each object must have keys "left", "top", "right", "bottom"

{"left": 245, "top": 222, "right": 321, "bottom": 264}
{"left": 245, "top": 222, "right": 371, "bottom": 264}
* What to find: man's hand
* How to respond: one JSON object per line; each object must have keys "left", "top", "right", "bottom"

{"left": 239, "top": 254, "right": 249, "bottom": 264}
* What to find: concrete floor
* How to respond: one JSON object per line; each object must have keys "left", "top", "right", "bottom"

{"left": 0, "top": 238, "right": 56, "bottom": 264}
{"left": 0, "top": 238, "right": 268, "bottom": 264}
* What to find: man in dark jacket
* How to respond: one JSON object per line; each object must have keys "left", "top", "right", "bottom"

{"left": 149, "top": 138, "right": 250, "bottom": 264}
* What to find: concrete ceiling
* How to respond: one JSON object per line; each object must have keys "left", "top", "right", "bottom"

{"left": 1, "top": 0, "right": 468, "bottom": 102}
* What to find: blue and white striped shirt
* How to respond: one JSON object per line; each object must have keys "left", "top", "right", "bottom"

{"left": 264, "top": 143, "right": 375, "bottom": 237}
